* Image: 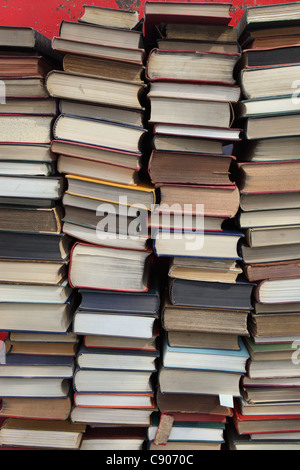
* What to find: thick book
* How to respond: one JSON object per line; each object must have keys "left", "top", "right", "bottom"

{"left": 79, "top": 5, "right": 140, "bottom": 30}
{"left": 239, "top": 45, "right": 300, "bottom": 69}
{"left": 69, "top": 243, "right": 151, "bottom": 292}
{"left": 0, "top": 231, "right": 72, "bottom": 261}
{"left": 245, "top": 113, "right": 300, "bottom": 140}
{"left": 244, "top": 259, "right": 300, "bottom": 283}
{"left": 0, "top": 55, "right": 55, "bottom": 78}
{"left": 148, "top": 150, "right": 235, "bottom": 185}
{"left": 238, "top": 209, "right": 300, "bottom": 229}
{"left": 1, "top": 77, "right": 49, "bottom": 99}
{"left": 0, "top": 377, "right": 70, "bottom": 399}
{"left": 240, "top": 242, "right": 300, "bottom": 264}
{"left": 53, "top": 114, "right": 147, "bottom": 154}
{"left": 0, "top": 258, "right": 68, "bottom": 285}
{"left": 169, "top": 277, "right": 255, "bottom": 310}
{"left": 254, "top": 277, "right": 300, "bottom": 304}
{"left": 74, "top": 392, "right": 155, "bottom": 409}
{"left": 161, "top": 302, "right": 250, "bottom": 337}
{"left": 73, "top": 368, "right": 154, "bottom": 393}
{"left": 79, "top": 426, "right": 146, "bottom": 451}
{"left": 0, "top": 143, "right": 55, "bottom": 162}
{"left": 0, "top": 396, "right": 72, "bottom": 421}
{"left": 63, "top": 53, "right": 145, "bottom": 84}
{"left": 0, "top": 281, "right": 71, "bottom": 304}
{"left": 45, "top": 71, "right": 146, "bottom": 110}
{"left": 0, "top": 175, "right": 64, "bottom": 200}
{"left": 0, "top": 115, "right": 54, "bottom": 144}
{"left": 157, "top": 22, "right": 238, "bottom": 43}
{"left": 0, "top": 98, "right": 57, "bottom": 116}
{"left": 0, "top": 206, "right": 63, "bottom": 233}
{"left": 153, "top": 230, "right": 243, "bottom": 259}
{"left": 59, "top": 20, "right": 143, "bottom": 50}
{"left": 146, "top": 49, "right": 240, "bottom": 84}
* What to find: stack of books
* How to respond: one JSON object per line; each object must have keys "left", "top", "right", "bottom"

{"left": 229, "top": 2, "right": 300, "bottom": 450}
{"left": 44, "top": 5, "right": 160, "bottom": 449}
{"left": 143, "top": 1, "right": 254, "bottom": 450}
{"left": 0, "top": 27, "right": 84, "bottom": 449}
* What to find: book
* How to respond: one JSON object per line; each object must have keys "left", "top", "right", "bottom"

{"left": 52, "top": 37, "right": 145, "bottom": 64}
{"left": 237, "top": 161, "right": 300, "bottom": 193}
{"left": 157, "top": 183, "right": 240, "bottom": 218}
{"left": 238, "top": 209, "right": 300, "bottom": 228}
{"left": 157, "top": 38, "right": 240, "bottom": 54}
{"left": 240, "top": 64, "right": 300, "bottom": 99}
{"left": 240, "top": 243, "right": 300, "bottom": 264}
{"left": 0, "top": 176, "right": 64, "bottom": 200}
{"left": 78, "top": 278, "right": 160, "bottom": 315}
{"left": 0, "top": 115, "right": 54, "bottom": 143}
{"left": 0, "top": 231, "right": 72, "bottom": 261}
{"left": 0, "top": 418, "right": 86, "bottom": 449}
{"left": 244, "top": 225, "right": 300, "bottom": 247}
{"left": 0, "top": 55, "right": 54, "bottom": 78}
{"left": 0, "top": 161, "right": 54, "bottom": 177}
{"left": 53, "top": 115, "right": 146, "bottom": 153}
{"left": 0, "top": 300, "right": 74, "bottom": 334}
{"left": 148, "top": 420, "right": 225, "bottom": 443}
{"left": 233, "top": 405, "right": 300, "bottom": 435}
{"left": 45, "top": 71, "right": 146, "bottom": 110}
{"left": 79, "top": 427, "right": 146, "bottom": 451}
{"left": 158, "top": 366, "right": 242, "bottom": 396}
{"left": 0, "top": 377, "right": 70, "bottom": 398}
{"left": 73, "top": 311, "right": 157, "bottom": 340}
{"left": 0, "top": 396, "right": 72, "bottom": 420}
{"left": 69, "top": 243, "right": 151, "bottom": 292}
{"left": 245, "top": 113, "right": 300, "bottom": 140}
{"left": 162, "top": 302, "right": 249, "bottom": 336}
{"left": 0, "top": 206, "right": 63, "bottom": 233}
{"left": 237, "top": 95, "right": 300, "bottom": 120}
{"left": 152, "top": 135, "right": 234, "bottom": 154}
{"left": 0, "top": 281, "right": 71, "bottom": 303}
{"left": 74, "top": 392, "right": 155, "bottom": 409}
{"left": 240, "top": 191, "right": 300, "bottom": 212}
{"left": 70, "top": 406, "right": 154, "bottom": 426}
{"left": 149, "top": 81, "right": 241, "bottom": 103}
{"left": 0, "top": 259, "right": 68, "bottom": 285}
{"left": 255, "top": 278, "right": 300, "bottom": 304}
{"left": 5, "top": 337, "right": 78, "bottom": 357}
{"left": 0, "top": 143, "right": 55, "bottom": 162}
{"left": 154, "top": 123, "right": 242, "bottom": 141}
{"left": 76, "top": 346, "right": 158, "bottom": 371}
{"left": 238, "top": 45, "right": 300, "bottom": 69}
{"left": 0, "top": 98, "right": 57, "bottom": 116}
{"left": 52, "top": 139, "right": 142, "bottom": 168}
{"left": 239, "top": 137, "right": 300, "bottom": 163}
{"left": 59, "top": 20, "right": 143, "bottom": 50}
{"left": 169, "top": 257, "right": 243, "bottom": 284}
{"left": 62, "top": 54, "right": 145, "bottom": 83}
{"left": 167, "top": 330, "right": 241, "bottom": 351}
{"left": 243, "top": 260, "right": 300, "bottom": 283}
{"left": 73, "top": 369, "right": 154, "bottom": 393}
{"left": 146, "top": 49, "right": 240, "bottom": 84}
{"left": 79, "top": 5, "right": 140, "bottom": 30}
{"left": 148, "top": 150, "right": 235, "bottom": 185}
{"left": 249, "top": 312, "right": 300, "bottom": 338}
{"left": 153, "top": 230, "right": 242, "bottom": 259}
{"left": 156, "top": 389, "right": 233, "bottom": 416}
{"left": 161, "top": 337, "right": 249, "bottom": 373}
{"left": 0, "top": 354, "right": 74, "bottom": 378}
{"left": 65, "top": 175, "right": 155, "bottom": 210}
{"left": 0, "top": 77, "right": 49, "bottom": 98}
{"left": 169, "top": 277, "right": 254, "bottom": 310}
{"left": 84, "top": 334, "right": 158, "bottom": 351}
{"left": 148, "top": 96, "right": 234, "bottom": 128}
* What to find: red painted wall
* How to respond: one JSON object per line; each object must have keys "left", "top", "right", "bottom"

{"left": 1, "top": 0, "right": 300, "bottom": 39}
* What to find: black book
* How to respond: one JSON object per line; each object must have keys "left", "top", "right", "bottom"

{"left": 169, "top": 277, "right": 255, "bottom": 310}
{"left": 0, "top": 231, "right": 73, "bottom": 261}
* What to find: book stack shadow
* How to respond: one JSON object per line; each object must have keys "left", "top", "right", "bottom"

{"left": 143, "top": 1, "right": 254, "bottom": 451}
{"left": 0, "top": 28, "right": 85, "bottom": 450}
{"left": 45, "top": 5, "right": 160, "bottom": 450}
{"left": 228, "top": 2, "right": 300, "bottom": 450}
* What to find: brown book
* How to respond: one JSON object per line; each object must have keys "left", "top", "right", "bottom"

{"left": 249, "top": 312, "right": 300, "bottom": 337}
{"left": 250, "top": 34, "right": 300, "bottom": 49}
{"left": 148, "top": 150, "right": 234, "bottom": 185}
{"left": 63, "top": 54, "right": 145, "bottom": 83}
{"left": 5, "top": 339, "right": 78, "bottom": 357}
{"left": 0, "top": 396, "right": 71, "bottom": 420}
{"left": 162, "top": 301, "right": 249, "bottom": 336}
{"left": 244, "top": 259, "right": 300, "bottom": 282}
{"left": 0, "top": 206, "right": 63, "bottom": 233}
{"left": 156, "top": 389, "right": 232, "bottom": 416}
{"left": 0, "top": 55, "right": 54, "bottom": 78}
{"left": 167, "top": 330, "right": 241, "bottom": 350}
{"left": 158, "top": 183, "right": 240, "bottom": 218}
